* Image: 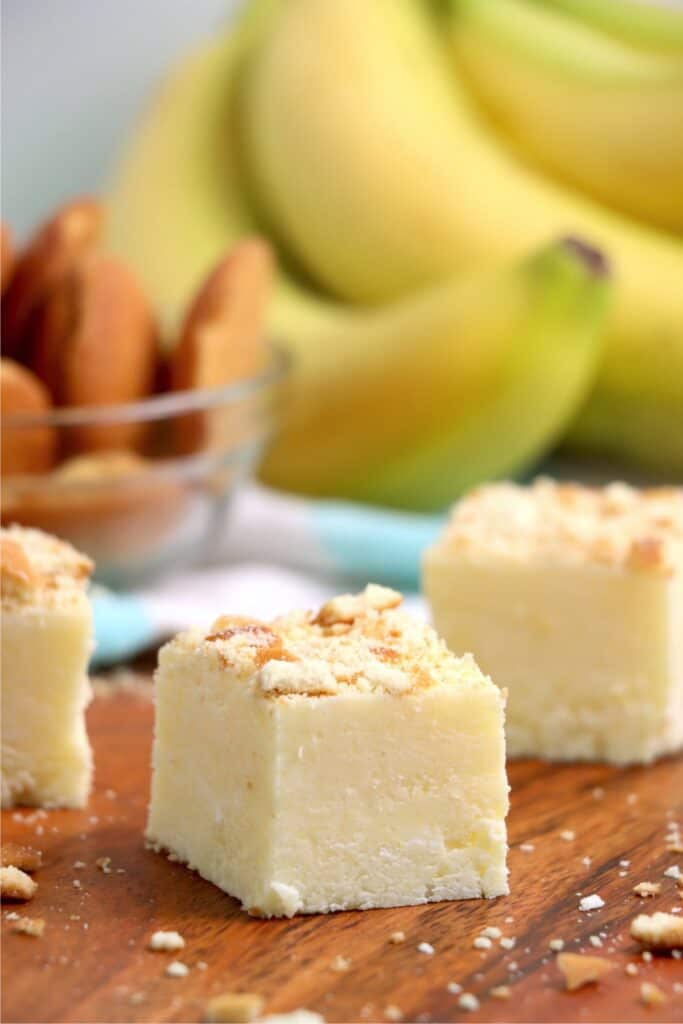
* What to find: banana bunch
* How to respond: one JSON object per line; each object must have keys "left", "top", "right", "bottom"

{"left": 108, "top": 0, "right": 683, "bottom": 507}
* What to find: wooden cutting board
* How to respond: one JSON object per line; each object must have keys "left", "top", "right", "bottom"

{"left": 2, "top": 686, "right": 682, "bottom": 1024}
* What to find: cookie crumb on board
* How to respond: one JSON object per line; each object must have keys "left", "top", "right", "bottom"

{"left": 165, "top": 961, "right": 189, "bottom": 978}
{"left": 0, "top": 866, "right": 37, "bottom": 901}
{"left": 640, "top": 982, "right": 667, "bottom": 1007}
{"left": 10, "top": 916, "right": 45, "bottom": 937}
{"left": 148, "top": 930, "right": 185, "bottom": 952}
{"left": 556, "top": 953, "right": 613, "bottom": 991}
{"left": 203, "top": 992, "right": 264, "bottom": 1023}
{"left": 0, "top": 844, "right": 42, "bottom": 872}
{"left": 633, "top": 882, "right": 661, "bottom": 898}
{"left": 631, "top": 912, "right": 683, "bottom": 950}
{"left": 579, "top": 894, "right": 605, "bottom": 912}
{"left": 458, "top": 993, "right": 480, "bottom": 1012}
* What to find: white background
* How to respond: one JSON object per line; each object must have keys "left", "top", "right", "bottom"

{"left": 2, "top": 0, "right": 241, "bottom": 236}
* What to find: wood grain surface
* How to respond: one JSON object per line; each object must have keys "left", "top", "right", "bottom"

{"left": 2, "top": 687, "right": 682, "bottom": 1024}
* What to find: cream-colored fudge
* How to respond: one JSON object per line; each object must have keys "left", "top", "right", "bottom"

{"left": 147, "top": 584, "right": 508, "bottom": 917}
{"left": 424, "top": 480, "right": 683, "bottom": 765}
{"left": 1, "top": 526, "right": 94, "bottom": 807}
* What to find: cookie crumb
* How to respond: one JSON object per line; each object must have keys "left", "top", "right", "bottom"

{"left": 490, "top": 986, "right": 511, "bottom": 999}
{"left": 417, "top": 941, "right": 434, "bottom": 955}
{"left": 165, "top": 961, "right": 189, "bottom": 978}
{"left": 458, "top": 993, "right": 480, "bottom": 1012}
{"left": 329, "top": 955, "right": 351, "bottom": 973}
{"left": 204, "top": 992, "right": 264, "bottom": 1023}
{"left": 557, "top": 953, "right": 613, "bottom": 991}
{"left": 0, "top": 866, "right": 37, "bottom": 901}
{"left": 0, "top": 844, "right": 42, "bottom": 872}
{"left": 389, "top": 931, "right": 405, "bottom": 944}
{"left": 579, "top": 894, "right": 604, "bottom": 912}
{"left": 640, "top": 982, "right": 667, "bottom": 1007}
{"left": 549, "top": 938, "right": 565, "bottom": 952}
{"left": 633, "top": 882, "right": 661, "bottom": 898}
{"left": 10, "top": 916, "right": 45, "bottom": 937}
{"left": 149, "top": 930, "right": 185, "bottom": 952}
{"left": 631, "top": 912, "right": 683, "bottom": 950}
{"left": 383, "top": 1006, "right": 403, "bottom": 1022}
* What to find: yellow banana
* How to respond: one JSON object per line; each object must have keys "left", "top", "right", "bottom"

{"left": 542, "top": 0, "right": 683, "bottom": 56}
{"left": 108, "top": 34, "right": 251, "bottom": 331}
{"left": 109, "top": 0, "right": 683, "bottom": 481}
{"left": 106, "top": 28, "right": 334, "bottom": 343}
{"left": 449, "top": 0, "right": 683, "bottom": 232}
{"left": 238, "top": 0, "right": 683, "bottom": 471}
{"left": 262, "top": 239, "right": 610, "bottom": 509}
{"left": 107, "top": 31, "right": 608, "bottom": 508}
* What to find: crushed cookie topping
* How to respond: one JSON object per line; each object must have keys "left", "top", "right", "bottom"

{"left": 207, "top": 619, "right": 295, "bottom": 669}
{"left": 0, "top": 539, "right": 36, "bottom": 601}
{"left": 1, "top": 525, "right": 93, "bottom": 608}
{"left": 438, "top": 479, "right": 683, "bottom": 575}
{"left": 175, "top": 585, "right": 487, "bottom": 698}
{"left": 314, "top": 584, "right": 402, "bottom": 626}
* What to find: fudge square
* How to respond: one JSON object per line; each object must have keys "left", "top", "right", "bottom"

{"left": 1, "top": 526, "right": 94, "bottom": 807}
{"left": 424, "top": 480, "right": 683, "bottom": 765}
{"left": 147, "top": 584, "right": 509, "bottom": 917}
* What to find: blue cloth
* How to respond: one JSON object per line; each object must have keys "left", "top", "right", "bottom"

{"left": 90, "top": 487, "right": 444, "bottom": 667}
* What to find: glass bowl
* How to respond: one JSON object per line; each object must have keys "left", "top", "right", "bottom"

{"left": 1, "top": 350, "right": 289, "bottom": 588}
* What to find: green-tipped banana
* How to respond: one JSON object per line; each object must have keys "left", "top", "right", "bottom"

{"left": 262, "top": 239, "right": 609, "bottom": 509}
{"left": 238, "top": 0, "right": 683, "bottom": 472}
{"left": 449, "top": 0, "right": 683, "bottom": 231}
{"left": 541, "top": 0, "right": 683, "bottom": 56}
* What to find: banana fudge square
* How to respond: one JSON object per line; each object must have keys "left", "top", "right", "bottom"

{"left": 424, "top": 480, "right": 683, "bottom": 765}
{"left": 147, "top": 584, "right": 508, "bottom": 917}
{"left": 1, "top": 526, "right": 94, "bottom": 807}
